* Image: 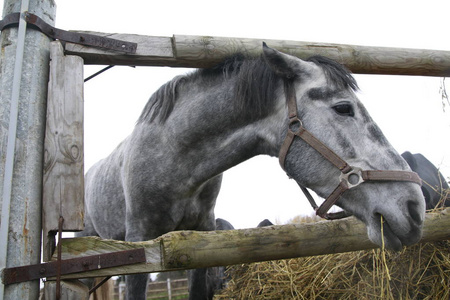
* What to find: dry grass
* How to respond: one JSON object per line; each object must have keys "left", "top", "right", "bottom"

{"left": 216, "top": 204, "right": 450, "bottom": 299}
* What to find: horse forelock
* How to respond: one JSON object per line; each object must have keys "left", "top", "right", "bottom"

{"left": 307, "top": 55, "right": 359, "bottom": 92}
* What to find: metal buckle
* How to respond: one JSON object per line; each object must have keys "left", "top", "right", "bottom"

{"left": 339, "top": 166, "right": 364, "bottom": 189}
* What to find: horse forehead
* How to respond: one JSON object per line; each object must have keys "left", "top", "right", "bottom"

{"left": 301, "top": 71, "right": 328, "bottom": 89}
{"left": 306, "top": 86, "right": 356, "bottom": 102}
{"left": 299, "top": 73, "right": 355, "bottom": 99}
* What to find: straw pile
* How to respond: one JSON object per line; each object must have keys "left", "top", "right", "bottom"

{"left": 215, "top": 209, "right": 450, "bottom": 299}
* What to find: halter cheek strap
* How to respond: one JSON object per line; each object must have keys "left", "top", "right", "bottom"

{"left": 279, "top": 81, "right": 422, "bottom": 220}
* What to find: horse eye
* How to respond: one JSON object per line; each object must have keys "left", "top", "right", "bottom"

{"left": 333, "top": 104, "right": 354, "bottom": 117}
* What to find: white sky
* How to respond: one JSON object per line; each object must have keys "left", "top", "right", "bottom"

{"left": 4, "top": 0, "right": 449, "bottom": 229}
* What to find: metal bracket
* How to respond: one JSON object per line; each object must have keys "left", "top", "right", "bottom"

{"left": 0, "top": 12, "right": 137, "bottom": 53}
{"left": 1, "top": 248, "right": 146, "bottom": 285}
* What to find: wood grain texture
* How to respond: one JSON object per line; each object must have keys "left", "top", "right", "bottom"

{"left": 43, "top": 280, "right": 88, "bottom": 300}
{"left": 64, "top": 33, "right": 175, "bottom": 66}
{"left": 43, "top": 41, "right": 84, "bottom": 261}
{"left": 53, "top": 208, "right": 450, "bottom": 280}
{"left": 64, "top": 32, "right": 450, "bottom": 76}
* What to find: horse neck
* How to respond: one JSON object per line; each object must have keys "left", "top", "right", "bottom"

{"left": 157, "top": 81, "right": 284, "bottom": 182}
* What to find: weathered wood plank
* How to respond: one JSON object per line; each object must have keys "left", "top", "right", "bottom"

{"left": 64, "top": 33, "right": 175, "bottom": 66}
{"left": 175, "top": 35, "right": 450, "bottom": 76}
{"left": 43, "top": 280, "right": 88, "bottom": 300}
{"left": 64, "top": 32, "right": 450, "bottom": 76}
{"left": 53, "top": 208, "right": 450, "bottom": 280}
{"left": 43, "top": 41, "right": 84, "bottom": 261}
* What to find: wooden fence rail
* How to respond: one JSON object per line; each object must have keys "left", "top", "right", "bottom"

{"left": 64, "top": 33, "right": 450, "bottom": 76}
{"left": 50, "top": 208, "right": 450, "bottom": 281}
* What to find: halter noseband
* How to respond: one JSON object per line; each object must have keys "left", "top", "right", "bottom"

{"left": 279, "top": 81, "right": 422, "bottom": 220}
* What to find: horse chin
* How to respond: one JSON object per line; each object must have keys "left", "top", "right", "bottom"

{"left": 366, "top": 217, "right": 404, "bottom": 251}
{"left": 364, "top": 212, "right": 423, "bottom": 252}
{"left": 338, "top": 184, "right": 425, "bottom": 251}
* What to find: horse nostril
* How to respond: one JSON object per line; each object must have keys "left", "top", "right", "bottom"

{"left": 407, "top": 201, "right": 423, "bottom": 225}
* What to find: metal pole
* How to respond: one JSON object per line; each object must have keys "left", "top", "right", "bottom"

{"left": 0, "top": 2, "right": 30, "bottom": 299}
{"left": 0, "top": 0, "right": 56, "bottom": 299}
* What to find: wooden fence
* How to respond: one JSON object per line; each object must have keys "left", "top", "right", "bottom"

{"left": 41, "top": 33, "right": 450, "bottom": 297}
{"left": 42, "top": 32, "right": 450, "bottom": 267}
{"left": 113, "top": 278, "right": 189, "bottom": 300}
{"left": 2, "top": 2, "right": 450, "bottom": 297}
{"left": 53, "top": 208, "right": 450, "bottom": 280}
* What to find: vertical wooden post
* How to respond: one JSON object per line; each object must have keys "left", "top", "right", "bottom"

{"left": 43, "top": 280, "right": 89, "bottom": 300}
{"left": 42, "top": 41, "right": 85, "bottom": 261}
{"left": 0, "top": 0, "right": 56, "bottom": 299}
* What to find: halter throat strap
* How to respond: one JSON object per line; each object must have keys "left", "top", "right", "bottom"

{"left": 279, "top": 81, "right": 422, "bottom": 220}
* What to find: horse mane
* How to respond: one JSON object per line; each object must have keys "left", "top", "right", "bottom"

{"left": 307, "top": 55, "right": 358, "bottom": 91}
{"left": 137, "top": 74, "right": 187, "bottom": 124}
{"left": 137, "top": 53, "right": 357, "bottom": 124}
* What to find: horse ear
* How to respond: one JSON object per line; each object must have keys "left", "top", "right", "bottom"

{"left": 262, "top": 42, "right": 314, "bottom": 79}
{"left": 401, "top": 151, "right": 418, "bottom": 171}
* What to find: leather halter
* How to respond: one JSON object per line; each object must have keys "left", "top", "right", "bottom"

{"left": 279, "top": 80, "right": 422, "bottom": 220}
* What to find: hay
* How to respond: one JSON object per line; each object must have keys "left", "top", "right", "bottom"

{"left": 216, "top": 241, "right": 449, "bottom": 299}
{"left": 216, "top": 211, "right": 450, "bottom": 299}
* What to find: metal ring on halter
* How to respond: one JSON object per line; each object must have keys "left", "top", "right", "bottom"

{"left": 339, "top": 167, "right": 364, "bottom": 189}
{"left": 288, "top": 117, "right": 303, "bottom": 134}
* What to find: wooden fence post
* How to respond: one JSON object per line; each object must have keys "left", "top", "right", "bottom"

{"left": 42, "top": 41, "right": 85, "bottom": 262}
{"left": 41, "top": 40, "right": 86, "bottom": 300}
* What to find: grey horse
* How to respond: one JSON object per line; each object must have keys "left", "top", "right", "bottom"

{"left": 79, "top": 44, "right": 424, "bottom": 299}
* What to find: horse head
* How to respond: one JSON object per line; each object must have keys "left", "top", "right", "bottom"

{"left": 263, "top": 44, "right": 425, "bottom": 250}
